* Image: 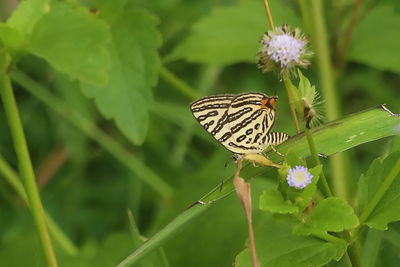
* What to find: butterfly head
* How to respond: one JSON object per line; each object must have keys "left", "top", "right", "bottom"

{"left": 260, "top": 96, "right": 278, "bottom": 110}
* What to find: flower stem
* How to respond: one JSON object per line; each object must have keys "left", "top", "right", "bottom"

{"left": 263, "top": 0, "right": 275, "bottom": 29}
{"left": 159, "top": 66, "right": 199, "bottom": 100}
{"left": 343, "top": 231, "right": 362, "bottom": 267}
{"left": 283, "top": 74, "right": 301, "bottom": 133}
{"left": 309, "top": 0, "right": 348, "bottom": 200}
{"left": 359, "top": 158, "right": 400, "bottom": 224}
{"left": 304, "top": 128, "right": 332, "bottom": 197}
{"left": 313, "top": 231, "right": 343, "bottom": 244}
{"left": 0, "top": 74, "right": 58, "bottom": 267}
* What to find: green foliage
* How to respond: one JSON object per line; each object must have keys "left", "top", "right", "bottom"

{"left": 358, "top": 152, "right": 400, "bottom": 230}
{"left": 268, "top": 106, "right": 400, "bottom": 161}
{"left": 28, "top": 2, "right": 110, "bottom": 85}
{"left": 294, "top": 197, "right": 359, "bottom": 235}
{"left": 81, "top": 8, "right": 161, "bottom": 144}
{"left": 348, "top": 5, "right": 400, "bottom": 73}
{"left": 6, "top": 0, "right": 49, "bottom": 34}
{"left": 259, "top": 189, "right": 299, "bottom": 214}
{"left": 235, "top": 217, "right": 347, "bottom": 267}
{"left": 166, "top": 0, "right": 299, "bottom": 65}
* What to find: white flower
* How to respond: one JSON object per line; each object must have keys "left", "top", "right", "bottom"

{"left": 286, "top": 165, "right": 313, "bottom": 189}
{"left": 257, "top": 24, "right": 312, "bottom": 75}
{"left": 265, "top": 34, "right": 305, "bottom": 68}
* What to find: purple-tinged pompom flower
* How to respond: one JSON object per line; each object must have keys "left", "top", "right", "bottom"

{"left": 257, "top": 24, "right": 312, "bottom": 75}
{"left": 286, "top": 165, "right": 313, "bottom": 189}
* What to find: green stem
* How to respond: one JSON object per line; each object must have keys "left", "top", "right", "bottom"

{"left": 313, "top": 232, "right": 343, "bottom": 244}
{"left": 361, "top": 229, "right": 382, "bottom": 267}
{"left": 0, "top": 155, "right": 78, "bottom": 255}
{"left": 11, "top": 70, "right": 173, "bottom": 198}
{"left": 263, "top": 0, "right": 275, "bottom": 29}
{"left": 0, "top": 74, "right": 58, "bottom": 267}
{"left": 359, "top": 159, "right": 400, "bottom": 224}
{"left": 282, "top": 74, "right": 301, "bottom": 133}
{"left": 160, "top": 66, "right": 199, "bottom": 100}
{"left": 343, "top": 230, "right": 361, "bottom": 267}
{"left": 304, "top": 128, "right": 332, "bottom": 197}
{"left": 309, "top": 0, "right": 348, "bottom": 200}
{"left": 117, "top": 203, "right": 210, "bottom": 267}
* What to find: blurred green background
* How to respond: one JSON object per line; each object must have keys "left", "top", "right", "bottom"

{"left": 0, "top": 0, "right": 399, "bottom": 266}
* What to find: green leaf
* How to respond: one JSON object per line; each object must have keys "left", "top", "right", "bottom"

{"left": 358, "top": 152, "right": 400, "bottom": 230}
{"left": 235, "top": 217, "right": 347, "bottom": 267}
{"left": 268, "top": 106, "right": 400, "bottom": 162}
{"left": 0, "top": 23, "right": 25, "bottom": 55}
{"left": 166, "top": 0, "right": 299, "bottom": 65}
{"left": 259, "top": 189, "right": 299, "bottom": 214}
{"left": 92, "top": 0, "right": 128, "bottom": 22}
{"left": 117, "top": 106, "right": 399, "bottom": 266}
{"left": 81, "top": 9, "right": 161, "bottom": 144}
{"left": 93, "top": 231, "right": 165, "bottom": 267}
{"left": 28, "top": 2, "right": 110, "bottom": 85}
{"left": 294, "top": 197, "right": 359, "bottom": 235}
{"left": 7, "top": 0, "right": 50, "bottom": 34}
{"left": 348, "top": 5, "right": 400, "bottom": 73}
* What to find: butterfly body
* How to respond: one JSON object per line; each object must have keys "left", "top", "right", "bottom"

{"left": 190, "top": 92, "right": 288, "bottom": 155}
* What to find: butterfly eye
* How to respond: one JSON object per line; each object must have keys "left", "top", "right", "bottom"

{"left": 268, "top": 97, "right": 277, "bottom": 109}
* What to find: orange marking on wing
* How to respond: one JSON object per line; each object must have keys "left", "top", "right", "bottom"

{"left": 260, "top": 98, "right": 268, "bottom": 109}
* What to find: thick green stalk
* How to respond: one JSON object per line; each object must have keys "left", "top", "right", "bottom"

{"left": 359, "top": 159, "right": 400, "bottom": 224}
{"left": 343, "top": 231, "right": 361, "bottom": 267}
{"left": 0, "top": 74, "right": 58, "bottom": 267}
{"left": 0, "top": 155, "right": 78, "bottom": 255}
{"left": 117, "top": 203, "right": 210, "bottom": 267}
{"left": 283, "top": 74, "right": 301, "bottom": 133}
{"left": 304, "top": 128, "right": 332, "bottom": 197}
{"left": 11, "top": 70, "right": 173, "bottom": 198}
{"left": 361, "top": 229, "right": 382, "bottom": 267}
{"left": 309, "top": 0, "right": 348, "bottom": 200}
{"left": 314, "top": 232, "right": 344, "bottom": 244}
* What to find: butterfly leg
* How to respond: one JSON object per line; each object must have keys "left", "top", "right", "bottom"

{"left": 269, "top": 145, "right": 285, "bottom": 157}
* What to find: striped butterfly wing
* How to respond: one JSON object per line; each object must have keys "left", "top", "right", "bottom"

{"left": 225, "top": 93, "right": 276, "bottom": 154}
{"left": 190, "top": 94, "right": 236, "bottom": 147}
{"left": 190, "top": 93, "right": 289, "bottom": 155}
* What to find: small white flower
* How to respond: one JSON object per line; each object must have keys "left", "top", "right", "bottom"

{"left": 286, "top": 165, "right": 313, "bottom": 189}
{"left": 257, "top": 24, "right": 312, "bottom": 75}
{"left": 265, "top": 34, "right": 305, "bottom": 68}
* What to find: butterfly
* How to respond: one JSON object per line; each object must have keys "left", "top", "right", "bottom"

{"left": 190, "top": 92, "right": 289, "bottom": 156}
